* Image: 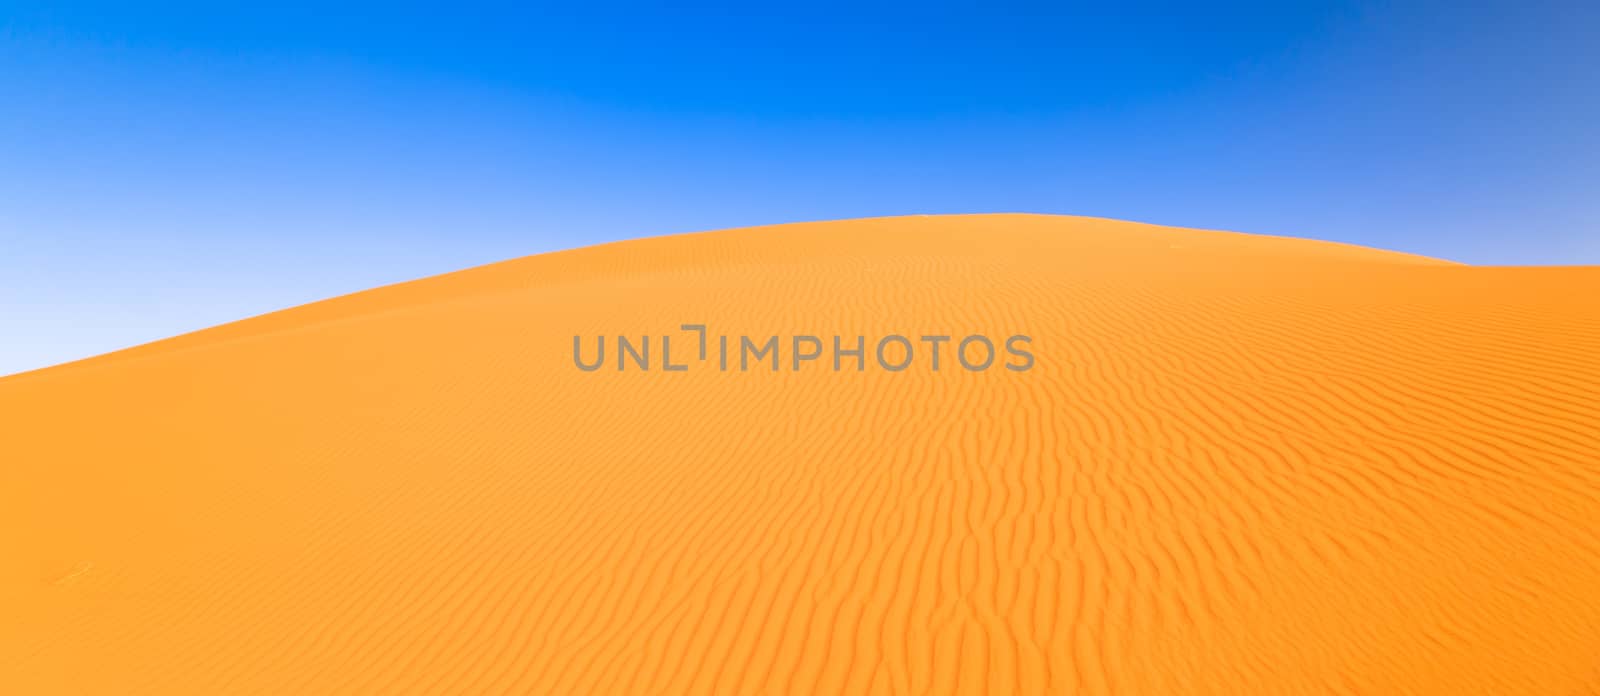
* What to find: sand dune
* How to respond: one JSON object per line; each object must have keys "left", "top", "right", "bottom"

{"left": 3, "top": 214, "right": 1599, "bottom": 694}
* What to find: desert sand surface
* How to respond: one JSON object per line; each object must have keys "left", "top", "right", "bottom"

{"left": 4, "top": 213, "right": 1600, "bottom": 694}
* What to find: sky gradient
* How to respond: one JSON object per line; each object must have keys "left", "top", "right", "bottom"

{"left": 3, "top": 2, "right": 1598, "bottom": 376}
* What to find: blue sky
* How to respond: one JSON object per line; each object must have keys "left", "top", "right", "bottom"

{"left": 3, "top": 2, "right": 1598, "bottom": 375}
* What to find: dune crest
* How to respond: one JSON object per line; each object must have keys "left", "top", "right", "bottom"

{"left": 4, "top": 214, "right": 1599, "bottom": 694}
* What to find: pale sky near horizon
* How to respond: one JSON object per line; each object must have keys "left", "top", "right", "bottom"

{"left": 3, "top": 3, "right": 1598, "bottom": 376}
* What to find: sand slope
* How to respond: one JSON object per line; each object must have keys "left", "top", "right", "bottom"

{"left": 3, "top": 214, "right": 1599, "bottom": 694}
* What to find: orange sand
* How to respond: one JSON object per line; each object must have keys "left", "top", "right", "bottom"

{"left": 3, "top": 214, "right": 1599, "bottom": 694}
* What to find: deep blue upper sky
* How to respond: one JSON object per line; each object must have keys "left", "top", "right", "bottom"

{"left": 2, "top": 2, "right": 1598, "bottom": 374}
